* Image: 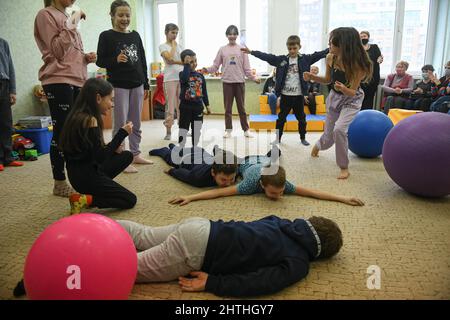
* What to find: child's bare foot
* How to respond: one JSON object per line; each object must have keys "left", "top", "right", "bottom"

{"left": 337, "top": 169, "right": 350, "bottom": 179}
{"left": 311, "top": 145, "right": 320, "bottom": 157}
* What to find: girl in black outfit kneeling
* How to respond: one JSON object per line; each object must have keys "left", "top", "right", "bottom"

{"left": 59, "top": 78, "right": 137, "bottom": 214}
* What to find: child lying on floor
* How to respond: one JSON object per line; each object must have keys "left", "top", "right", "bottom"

{"left": 118, "top": 214, "right": 343, "bottom": 297}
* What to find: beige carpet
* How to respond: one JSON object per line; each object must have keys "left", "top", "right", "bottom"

{"left": 1, "top": 116, "right": 449, "bottom": 300}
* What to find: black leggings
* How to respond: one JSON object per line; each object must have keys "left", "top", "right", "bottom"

{"left": 276, "top": 95, "right": 306, "bottom": 141}
{"left": 306, "top": 93, "right": 317, "bottom": 115}
{"left": 0, "top": 80, "right": 13, "bottom": 165}
{"left": 67, "top": 151, "right": 136, "bottom": 210}
{"left": 178, "top": 103, "right": 204, "bottom": 147}
{"left": 43, "top": 84, "right": 81, "bottom": 181}
{"left": 361, "top": 84, "right": 377, "bottom": 110}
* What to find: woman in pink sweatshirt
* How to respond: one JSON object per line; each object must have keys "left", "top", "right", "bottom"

{"left": 34, "top": 0, "right": 97, "bottom": 197}
{"left": 203, "top": 25, "right": 260, "bottom": 139}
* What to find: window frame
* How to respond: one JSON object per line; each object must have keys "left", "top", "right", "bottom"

{"left": 152, "top": 0, "right": 271, "bottom": 74}
{"left": 299, "top": 0, "right": 435, "bottom": 77}
{"left": 151, "top": 0, "right": 436, "bottom": 77}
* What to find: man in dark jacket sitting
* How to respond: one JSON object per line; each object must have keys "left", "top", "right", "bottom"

{"left": 117, "top": 214, "right": 343, "bottom": 297}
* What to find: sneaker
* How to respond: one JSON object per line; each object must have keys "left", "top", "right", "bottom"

{"left": 69, "top": 193, "right": 91, "bottom": 215}
{"left": 187, "top": 132, "right": 192, "bottom": 137}
{"left": 223, "top": 131, "right": 232, "bottom": 138}
{"left": 133, "top": 155, "right": 153, "bottom": 165}
{"left": 164, "top": 133, "right": 171, "bottom": 140}
{"left": 124, "top": 165, "right": 138, "bottom": 173}
{"left": 13, "top": 279, "right": 26, "bottom": 297}
{"left": 244, "top": 130, "right": 254, "bottom": 138}
{"left": 301, "top": 139, "right": 310, "bottom": 146}
{"left": 5, "top": 160, "right": 23, "bottom": 167}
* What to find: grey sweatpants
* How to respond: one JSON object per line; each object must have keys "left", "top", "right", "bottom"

{"left": 113, "top": 85, "right": 144, "bottom": 156}
{"left": 315, "top": 88, "right": 364, "bottom": 169}
{"left": 117, "top": 217, "right": 211, "bottom": 283}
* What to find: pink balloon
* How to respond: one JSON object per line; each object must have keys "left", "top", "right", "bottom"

{"left": 24, "top": 213, "right": 137, "bottom": 300}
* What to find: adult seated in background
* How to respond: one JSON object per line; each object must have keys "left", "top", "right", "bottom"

{"left": 406, "top": 64, "right": 435, "bottom": 112}
{"left": 360, "top": 31, "right": 383, "bottom": 110}
{"left": 429, "top": 60, "right": 450, "bottom": 113}
{"left": 381, "top": 60, "right": 414, "bottom": 114}
{"left": 304, "top": 65, "right": 321, "bottom": 115}
{"left": 261, "top": 69, "right": 279, "bottom": 115}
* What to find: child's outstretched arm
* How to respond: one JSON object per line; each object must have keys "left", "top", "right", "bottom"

{"left": 303, "top": 53, "right": 332, "bottom": 85}
{"left": 241, "top": 47, "right": 280, "bottom": 67}
{"left": 294, "top": 185, "right": 365, "bottom": 206}
{"left": 169, "top": 186, "right": 238, "bottom": 206}
{"left": 306, "top": 48, "right": 330, "bottom": 65}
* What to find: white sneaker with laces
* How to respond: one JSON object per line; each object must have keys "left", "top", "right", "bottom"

{"left": 223, "top": 131, "right": 232, "bottom": 138}
{"left": 244, "top": 130, "right": 254, "bottom": 138}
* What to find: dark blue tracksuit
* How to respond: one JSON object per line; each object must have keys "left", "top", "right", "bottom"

{"left": 150, "top": 146, "right": 216, "bottom": 187}
{"left": 203, "top": 215, "right": 320, "bottom": 297}
{"left": 251, "top": 49, "right": 328, "bottom": 140}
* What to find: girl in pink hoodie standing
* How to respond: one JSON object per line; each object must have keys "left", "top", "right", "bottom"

{"left": 203, "top": 25, "right": 260, "bottom": 139}
{"left": 34, "top": 0, "right": 97, "bottom": 197}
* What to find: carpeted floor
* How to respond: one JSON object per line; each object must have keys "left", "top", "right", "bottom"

{"left": 1, "top": 117, "right": 449, "bottom": 300}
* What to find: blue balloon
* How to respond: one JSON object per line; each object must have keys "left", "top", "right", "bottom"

{"left": 348, "top": 110, "right": 393, "bottom": 158}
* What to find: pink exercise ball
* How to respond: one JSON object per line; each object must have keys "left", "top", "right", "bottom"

{"left": 24, "top": 213, "right": 137, "bottom": 300}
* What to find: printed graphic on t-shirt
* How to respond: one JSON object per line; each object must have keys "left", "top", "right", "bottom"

{"left": 185, "top": 75, "right": 204, "bottom": 100}
{"left": 120, "top": 43, "right": 139, "bottom": 64}
{"left": 229, "top": 56, "right": 237, "bottom": 65}
{"left": 282, "top": 60, "right": 301, "bottom": 95}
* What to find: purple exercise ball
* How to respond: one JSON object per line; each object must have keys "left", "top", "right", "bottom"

{"left": 382, "top": 112, "right": 450, "bottom": 198}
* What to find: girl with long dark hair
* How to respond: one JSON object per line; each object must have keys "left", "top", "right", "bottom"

{"left": 304, "top": 27, "right": 372, "bottom": 179}
{"left": 59, "top": 78, "right": 137, "bottom": 214}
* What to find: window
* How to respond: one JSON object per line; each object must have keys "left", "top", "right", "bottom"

{"left": 298, "top": 0, "right": 323, "bottom": 54}
{"left": 154, "top": 0, "right": 268, "bottom": 74}
{"left": 184, "top": 0, "right": 240, "bottom": 69}
{"left": 245, "top": 0, "right": 269, "bottom": 73}
{"left": 299, "top": 0, "right": 432, "bottom": 76}
{"left": 400, "top": 0, "right": 430, "bottom": 73}
{"left": 156, "top": 2, "right": 179, "bottom": 46}
{"left": 328, "top": 0, "right": 397, "bottom": 76}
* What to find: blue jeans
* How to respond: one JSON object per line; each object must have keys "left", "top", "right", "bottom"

{"left": 266, "top": 93, "right": 278, "bottom": 115}
{"left": 430, "top": 96, "right": 450, "bottom": 113}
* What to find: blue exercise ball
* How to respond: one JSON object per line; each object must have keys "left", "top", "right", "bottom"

{"left": 348, "top": 110, "right": 393, "bottom": 158}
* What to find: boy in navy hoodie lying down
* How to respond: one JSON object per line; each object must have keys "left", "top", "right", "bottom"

{"left": 149, "top": 144, "right": 239, "bottom": 188}
{"left": 117, "top": 214, "right": 342, "bottom": 297}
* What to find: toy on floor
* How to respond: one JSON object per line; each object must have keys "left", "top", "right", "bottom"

{"left": 12, "top": 134, "right": 36, "bottom": 160}
{"left": 382, "top": 112, "right": 450, "bottom": 198}
{"left": 348, "top": 110, "right": 393, "bottom": 158}
{"left": 24, "top": 214, "right": 137, "bottom": 300}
